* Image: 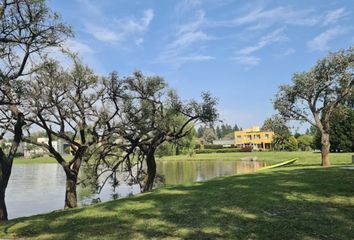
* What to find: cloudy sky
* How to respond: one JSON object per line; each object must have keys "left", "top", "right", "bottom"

{"left": 49, "top": 0, "right": 354, "bottom": 130}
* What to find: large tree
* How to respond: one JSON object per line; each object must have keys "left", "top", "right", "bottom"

{"left": 274, "top": 47, "right": 354, "bottom": 166}
{"left": 20, "top": 56, "right": 104, "bottom": 209}
{"left": 0, "top": 0, "right": 71, "bottom": 220}
{"left": 98, "top": 71, "right": 218, "bottom": 192}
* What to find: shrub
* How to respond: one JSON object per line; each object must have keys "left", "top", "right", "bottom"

{"left": 240, "top": 146, "right": 253, "bottom": 152}
{"left": 196, "top": 148, "right": 241, "bottom": 154}
{"left": 204, "top": 144, "right": 224, "bottom": 149}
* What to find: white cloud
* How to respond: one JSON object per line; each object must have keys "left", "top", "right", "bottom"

{"left": 273, "top": 48, "right": 296, "bottom": 57}
{"left": 307, "top": 27, "right": 349, "bottom": 51}
{"left": 236, "top": 28, "right": 287, "bottom": 55}
{"left": 322, "top": 8, "right": 348, "bottom": 26}
{"left": 156, "top": 10, "right": 213, "bottom": 67}
{"left": 207, "top": 6, "right": 349, "bottom": 31}
{"left": 232, "top": 55, "right": 260, "bottom": 66}
{"left": 175, "top": 0, "right": 202, "bottom": 14}
{"left": 85, "top": 24, "right": 121, "bottom": 43}
{"left": 233, "top": 28, "right": 287, "bottom": 66}
{"left": 64, "top": 39, "right": 94, "bottom": 54}
{"left": 80, "top": 1, "right": 154, "bottom": 45}
{"left": 208, "top": 7, "right": 320, "bottom": 29}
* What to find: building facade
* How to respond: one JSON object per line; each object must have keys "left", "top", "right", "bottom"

{"left": 234, "top": 126, "right": 274, "bottom": 150}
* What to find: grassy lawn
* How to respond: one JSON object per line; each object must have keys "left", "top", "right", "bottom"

{"left": 1, "top": 152, "right": 353, "bottom": 239}
{"left": 14, "top": 151, "right": 353, "bottom": 166}
{"left": 13, "top": 155, "right": 70, "bottom": 164}
{"left": 160, "top": 151, "right": 352, "bottom": 166}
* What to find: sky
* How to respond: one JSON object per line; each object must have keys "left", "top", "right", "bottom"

{"left": 48, "top": 0, "right": 354, "bottom": 131}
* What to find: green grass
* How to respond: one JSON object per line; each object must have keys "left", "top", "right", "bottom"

{"left": 160, "top": 151, "right": 352, "bottom": 166}
{"left": 1, "top": 152, "right": 353, "bottom": 239}
{"left": 13, "top": 156, "right": 70, "bottom": 164}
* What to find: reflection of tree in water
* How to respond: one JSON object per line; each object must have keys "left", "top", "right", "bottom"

{"left": 157, "top": 160, "right": 267, "bottom": 185}
{"left": 76, "top": 160, "right": 267, "bottom": 205}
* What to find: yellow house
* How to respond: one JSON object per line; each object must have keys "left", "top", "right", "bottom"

{"left": 234, "top": 126, "right": 274, "bottom": 150}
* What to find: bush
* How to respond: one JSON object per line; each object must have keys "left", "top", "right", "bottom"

{"left": 240, "top": 146, "right": 253, "bottom": 152}
{"left": 203, "top": 144, "right": 224, "bottom": 149}
{"left": 196, "top": 148, "right": 241, "bottom": 154}
{"left": 30, "top": 153, "right": 45, "bottom": 159}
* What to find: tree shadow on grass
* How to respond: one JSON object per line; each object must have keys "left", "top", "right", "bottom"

{"left": 1, "top": 167, "right": 354, "bottom": 239}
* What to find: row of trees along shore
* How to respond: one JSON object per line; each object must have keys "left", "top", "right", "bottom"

{"left": 0, "top": 0, "right": 218, "bottom": 220}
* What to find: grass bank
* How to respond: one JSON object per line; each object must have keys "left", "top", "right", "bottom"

{"left": 14, "top": 151, "right": 353, "bottom": 166}
{"left": 1, "top": 152, "right": 353, "bottom": 239}
{"left": 160, "top": 151, "right": 352, "bottom": 166}
{"left": 13, "top": 155, "right": 70, "bottom": 164}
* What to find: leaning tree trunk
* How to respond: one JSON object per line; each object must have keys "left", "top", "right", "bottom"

{"left": 0, "top": 155, "right": 11, "bottom": 220}
{"left": 321, "top": 131, "right": 331, "bottom": 167}
{"left": 0, "top": 184, "right": 7, "bottom": 220}
{"left": 64, "top": 168, "right": 79, "bottom": 208}
{"left": 0, "top": 113, "right": 24, "bottom": 220}
{"left": 143, "top": 148, "right": 156, "bottom": 192}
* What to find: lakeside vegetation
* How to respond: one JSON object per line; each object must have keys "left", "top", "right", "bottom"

{"left": 1, "top": 153, "right": 353, "bottom": 239}
{"left": 160, "top": 151, "right": 352, "bottom": 165}
{"left": 13, "top": 151, "right": 353, "bottom": 167}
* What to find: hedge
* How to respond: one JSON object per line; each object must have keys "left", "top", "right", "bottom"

{"left": 196, "top": 148, "right": 241, "bottom": 154}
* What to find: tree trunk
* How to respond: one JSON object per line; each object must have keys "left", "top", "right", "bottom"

{"left": 0, "top": 185, "right": 8, "bottom": 220}
{"left": 321, "top": 132, "right": 331, "bottom": 167}
{"left": 0, "top": 155, "right": 12, "bottom": 220}
{"left": 64, "top": 170, "right": 78, "bottom": 208}
{"left": 0, "top": 113, "right": 24, "bottom": 221}
{"left": 143, "top": 148, "right": 156, "bottom": 192}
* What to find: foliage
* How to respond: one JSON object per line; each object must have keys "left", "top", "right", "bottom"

{"left": 261, "top": 115, "right": 291, "bottom": 151}
{"left": 274, "top": 46, "right": 354, "bottom": 166}
{"left": 286, "top": 136, "right": 298, "bottom": 151}
{"left": 240, "top": 146, "right": 253, "bottom": 152}
{"left": 312, "top": 106, "right": 354, "bottom": 152}
{"left": 201, "top": 126, "right": 217, "bottom": 144}
{"left": 195, "top": 148, "right": 241, "bottom": 154}
{"left": 328, "top": 107, "right": 354, "bottom": 152}
{"left": 297, "top": 134, "right": 314, "bottom": 151}
{"left": 95, "top": 71, "right": 218, "bottom": 191}
{"left": 20, "top": 55, "right": 104, "bottom": 208}
{"left": 0, "top": 0, "right": 71, "bottom": 220}
{"left": 203, "top": 144, "right": 224, "bottom": 149}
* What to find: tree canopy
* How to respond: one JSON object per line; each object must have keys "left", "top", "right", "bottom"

{"left": 274, "top": 46, "right": 354, "bottom": 166}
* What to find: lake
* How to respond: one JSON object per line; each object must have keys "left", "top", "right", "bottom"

{"left": 6, "top": 160, "right": 266, "bottom": 219}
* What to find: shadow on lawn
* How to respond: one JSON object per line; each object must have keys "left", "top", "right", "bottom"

{"left": 2, "top": 167, "right": 354, "bottom": 240}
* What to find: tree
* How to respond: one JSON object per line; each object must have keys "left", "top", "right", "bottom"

{"left": 216, "top": 126, "right": 222, "bottom": 139}
{"left": 21, "top": 56, "right": 104, "bottom": 209}
{"left": 100, "top": 71, "right": 218, "bottom": 192}
{"left": 297, "top": 134, "right": 314, "bottom": 151}
{"left": 327, "top": 107, "right": 354, "bottom": 152}
{"left": 196, "top": 126, "right": 205, "bottom": 138}
{"left": 286, "top": 136, "right": 298, "bottom": 151}
{"left": 202, "top": 126, "right": 217, "bottom": 144}
{"left": 0, "top": 0, "right": 71, "bottom": 220}
{"left": 274, "top": 47, "right": 354, "bottom": 166}
{"left": 261, "top": 115, "right": 291, "bottom": 151}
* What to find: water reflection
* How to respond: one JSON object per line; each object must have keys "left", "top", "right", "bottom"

{"left": 7, "top": 160, "right": 266, "bottom": 219}
{"left": 157, "top": 160, "right": 265, "bottom": 185}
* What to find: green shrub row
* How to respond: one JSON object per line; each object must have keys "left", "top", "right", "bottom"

{"left": 195, "top": 148, "right": 241, "bottom": 154}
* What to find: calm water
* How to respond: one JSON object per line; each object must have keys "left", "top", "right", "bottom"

{"left": 7, "top": 160, "right": 266, "bottom": 219}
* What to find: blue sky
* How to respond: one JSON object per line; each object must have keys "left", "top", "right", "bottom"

{"left": 48, "top": 0, "right": 354, "bottom": 131}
